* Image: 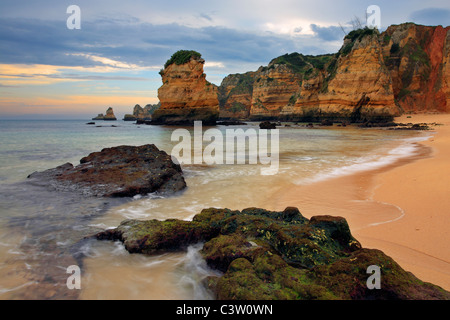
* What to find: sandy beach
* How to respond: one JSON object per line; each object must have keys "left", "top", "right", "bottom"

{"left": 361, "top": 114, "right": 450, "bottom": 291}
{"left": 268, "top": 113, "right": 450, "bottom": 291}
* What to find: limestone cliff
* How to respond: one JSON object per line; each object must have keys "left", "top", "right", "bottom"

{"left": 287, "top": 29, "right": 400, "bottom": 122}
{"left": 382, "top": 23, "right": 450, "bottom": 113}
{"left": 219, "top": 23, "right": 450, "bottom": 122}
{"left": 218, "top": 72, "right": 255, "bottom": 119}
{"left": 250, "top": 63, "right": 303, "bottom": 119}
{"left": 153, "top": 50, "right": 219, "bottom": 125}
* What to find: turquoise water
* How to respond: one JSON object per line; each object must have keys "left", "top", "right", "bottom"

{"left": 0, "top": 120, "right": 430, "bottom": 299}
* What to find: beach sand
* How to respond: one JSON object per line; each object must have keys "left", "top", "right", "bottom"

{"left": 267, "top": 113, "right": 450, "bottom": 291}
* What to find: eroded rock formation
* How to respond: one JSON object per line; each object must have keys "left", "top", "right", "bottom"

{"left": 92, "top": 107, "right": 117, "bottom": 121}
{"left": 152, "top": 50, "right": 220, "bottom": 125}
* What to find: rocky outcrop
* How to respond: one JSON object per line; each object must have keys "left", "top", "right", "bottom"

{"left": 218, "top": 23, "right": 450, "bottom": 122}
{"left": 259, "top": 121, "right": 277, "bottom": 129}
{"left": 287, "top": 29, "right": 400, "bottom": 122}
{"left": 152, "top": 50, "right": 220, "bottom": 125}
{"left": 124, "top": 103, "right": 161, "bottom": 121}
{"left": 95, "top": 207, "right": 450, "bottom": 300}
{"left": 92, "top": 107, "right": 117, "bottom": 121}
{"left": 218, "top": 72, "right": 256, "bottom": 120}
{"left": 382, "top": 23, "right": 450, "bottom": 113}
{"left": 27, "top": 144, "right": 186, "bottom": 197}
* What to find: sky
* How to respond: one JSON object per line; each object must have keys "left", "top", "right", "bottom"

{"left": 0, "top": 0, "right": 449, "bottom": 119}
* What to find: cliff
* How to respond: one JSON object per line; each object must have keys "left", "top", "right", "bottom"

{"left": 287, "top": 28, "right": 400, "bottom": 122}
{"left": 152, "top": 50, "right": 220, "bottom": 125}
{"left": 92, "top": 107, "right": 117, "bottom": 121}
{"left": 382, "top": 23, "right": 450, "bottom": 113}
{"left": 218, "top": 71, "right": 255, "bottom": 119}
{"left": 219, "top": 23, "right": 450, "bottom": 122}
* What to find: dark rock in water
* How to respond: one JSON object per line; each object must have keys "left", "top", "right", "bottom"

{"left": 136, "top": 119, "right": 152, "bottom": 125}
{"left": 320, "top": 119, "right": 334, "bottom": 126}
{"left": 123, "top": 114, "right": 137, "bottom": 121}
{"left": 95, "top": 207, "right": 450, "bottom": 300}
{"left": 390, "top": 123, "right": 430, "bottom": 130}
{"left": 27, "top": 144, "right": 186, "bottom": 197}
{"left": 86, "top": 122, "right": 95, "bottom": 125}
{"left": 217, "top": 120, "right": 248, "bottom": 126}
{"left": 151, "top": 108, "right": 219, "bottom": 126}
{"left": 259, "top": 121, "right": 277, "bottom": 129}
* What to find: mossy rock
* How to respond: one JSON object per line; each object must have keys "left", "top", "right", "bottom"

{"left": 96, "top": 218, "right": 220, "bottom": 254}
{"left": 96, "top": 207, "right": 450, "bottom": 300}
{"left": 309, "top": 249, "right": 450, "bottom": 300}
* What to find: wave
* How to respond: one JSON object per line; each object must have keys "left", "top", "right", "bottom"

{"left": 174, "top": 243, "right": 222, "bottom": 300}
{"left": 295, "top": 135, "right": 432, "bottom": 185}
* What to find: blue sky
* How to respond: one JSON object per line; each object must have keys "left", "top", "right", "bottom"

{"left": 0, "top": 0, "right": 449, "bottom": 119}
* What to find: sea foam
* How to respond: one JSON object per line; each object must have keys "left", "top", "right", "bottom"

{"left": 295, "top": 135, "right": 431, "bottom": 185}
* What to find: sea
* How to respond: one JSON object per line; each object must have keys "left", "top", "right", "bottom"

{"left": 0, "top": 119, "right": 432, "bottom": 299}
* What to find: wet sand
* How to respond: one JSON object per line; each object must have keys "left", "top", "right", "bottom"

{"left": 268, "top": 113, "right": 450, "bottom": 291}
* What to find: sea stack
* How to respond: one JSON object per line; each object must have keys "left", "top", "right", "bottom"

{"left": 123, "top": 103, "right": 161, "bottom": 121}
{"left": 92, "top": 107, "right": 117, "bottom": 121}
{"left": 152, "top": 50, "right": 220, "bottom": 125}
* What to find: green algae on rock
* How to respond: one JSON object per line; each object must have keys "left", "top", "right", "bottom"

{"left": 95, "top": 207, "right": 450, "bottom": 300}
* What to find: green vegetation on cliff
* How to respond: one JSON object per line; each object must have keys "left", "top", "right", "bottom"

{"left": 269, "top": 53, "right": 334, "bottom": 75}
{"left": 345, "top": 27, "right": 380, "bottom": 42}
{"left": 164, "top": 50, "right": 202, "bottom": 69}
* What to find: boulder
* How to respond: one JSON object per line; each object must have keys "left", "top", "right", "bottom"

{"left": 259, "top": 121, "right": 277, "bottom": 129}
{"left": 27, "top": 144, "right": 186, "bottom": 197}
{"left": 94, "top": 206, "right": 450, "bottom": 300}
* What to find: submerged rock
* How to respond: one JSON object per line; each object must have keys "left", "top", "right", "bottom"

{"left": 27, "top": 144, "right": 186, "bottom": 197}
{"left": 95, "top": 207, "right": 450, "bottom": 300}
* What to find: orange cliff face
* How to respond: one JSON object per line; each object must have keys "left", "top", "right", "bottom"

{"left": 250, "top": 64, "right": 303, "bottom": 120}
{"left": 219, "top": 30, "right": 401, "bottom": 122}
{"left": 218, "top": 23, "right": 450, "bottom": 122}
{"left": 289, "top": 32, "right": 400, "bottom": 122}
{"left": 444, "top": 29, "right": 450, "bottom": 111}
{"left": 152, "top": 51, "right": 219, "bottom": 125}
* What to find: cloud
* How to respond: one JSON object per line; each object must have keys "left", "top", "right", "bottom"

{"left": 198, "top": 13, "right": 213, "bottom": 22}
{"left": 310, "top": 24, "right": 346, "bottom": 42}
{"left": 0, "top": 63, "right": 150, "bottom": 87}
{"left": 409, "top": 8, "right": 450, "bottom": 26}
{"left": 0, "top": 16, "right": 341, "bottom": 75}
{"left": 204, "top": 61, "right": 225, "bottom": 68}
{"left": 0, "top": 94, "right": 158, "bottom": 115}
